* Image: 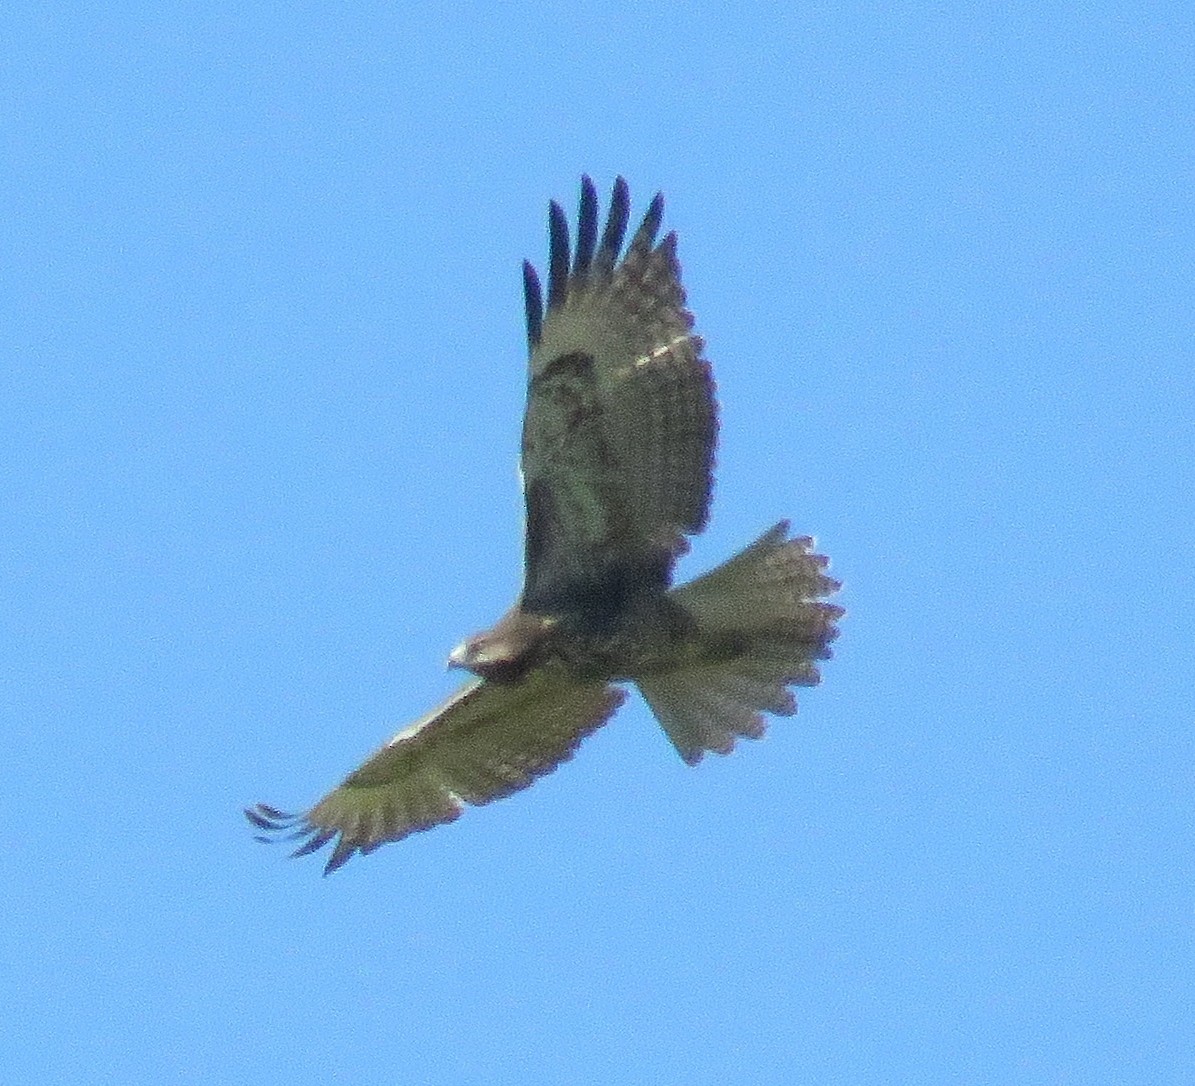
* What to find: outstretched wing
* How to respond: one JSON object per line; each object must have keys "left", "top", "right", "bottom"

{"left": 247, "top": 674, "right": 626, "bottom": 873}
{"left": 520, "top": 176, "right": 717, "bottom": 618}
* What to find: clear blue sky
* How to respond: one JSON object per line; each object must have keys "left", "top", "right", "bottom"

{"left": 5, "top": 4, "right": 1192, "bottom": 1084}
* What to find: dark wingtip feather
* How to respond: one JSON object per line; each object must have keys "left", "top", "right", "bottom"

{"left": 244, "top": 803, "right": 295, "bottom": 832}
{"left": 531, "top": 176, "right": 663, "bottom": 331}
{"left": 596, "top": 177, "right": 631, "bottom": 273}
{"left": 574, "top": 176, "right": 599, "bottom": 276}
{"left": 546, "top": 200, "right": 570, "bottom": 312}
{"left": 644, "top": 190, "right": 665, "bottom": 237}
{"left": 323, "top": 840, "right": 357, "bottom": 876}
{"left": 246, "top": 804, "right": 346, "bottom": 869}
{"left": 523, "top": 259, "right": 543, "bottom": 349}
{"left": 627, "top": 190, "right": 665, "bottom": 257}
{"left": 291, "top": 828, "right": 336, "bottom": 859}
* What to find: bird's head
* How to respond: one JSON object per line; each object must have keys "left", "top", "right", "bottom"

{"left": 447, "top": 608, "right": 555, "bottom": 683}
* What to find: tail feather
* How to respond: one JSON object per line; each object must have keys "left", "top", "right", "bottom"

{"left": 638, "top": 521, "right": 842, "bottom": 765}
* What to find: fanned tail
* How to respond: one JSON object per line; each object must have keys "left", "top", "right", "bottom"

{"left": 638, "top": 521, "right": 843, "bottom": 765}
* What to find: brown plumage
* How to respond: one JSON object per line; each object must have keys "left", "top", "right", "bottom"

{"left": 247, "top": 177, "right": 843, "bottom": 873}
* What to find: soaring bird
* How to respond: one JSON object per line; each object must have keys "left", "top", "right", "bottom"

{"left": 247, "top": 177, "right": 843, "bottom": 873}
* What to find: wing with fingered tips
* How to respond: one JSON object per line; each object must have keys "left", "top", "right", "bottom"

{"left": 246, "top": 674, "right": 626, "bottom": 874}
{"left": 520, "top": 176, "right": 717, "bottom": 617}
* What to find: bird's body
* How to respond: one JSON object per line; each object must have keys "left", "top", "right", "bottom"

{"left": 248, "top": 177, "right": 843, "bottom": 873}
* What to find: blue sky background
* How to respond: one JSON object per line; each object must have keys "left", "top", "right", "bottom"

{"left": 5, "top": 4, "right": 1193, "bottom": 1083}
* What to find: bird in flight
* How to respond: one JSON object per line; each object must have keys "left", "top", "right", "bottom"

{"left": 247, "top": 177, "right": 843, "bottom": 873}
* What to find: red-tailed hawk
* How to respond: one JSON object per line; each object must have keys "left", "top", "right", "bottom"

{"left": 247, "top": 177, "right": 843, "bottom": 873}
